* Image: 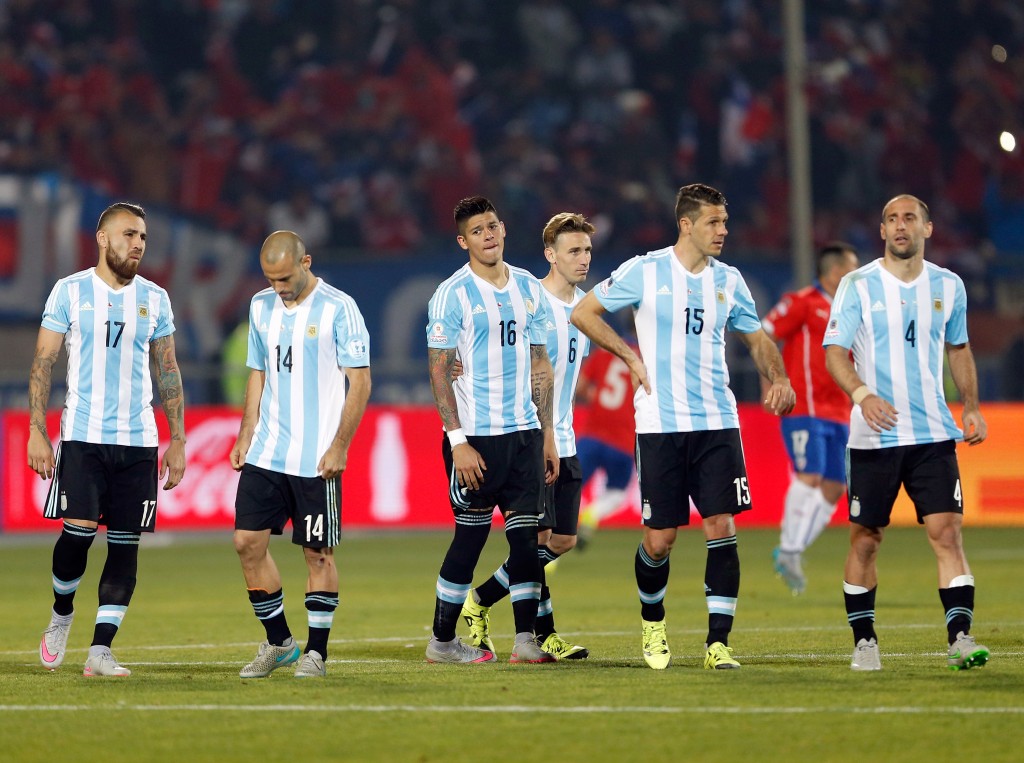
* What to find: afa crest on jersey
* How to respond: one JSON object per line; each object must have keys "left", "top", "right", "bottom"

{"left": 307, "top": 324, "right": 318, "bottom": 338}
{"left": 137, "top": 304, "right": 149, "bottom": 318}
{"left": 933, "top": 298, "right": 943, "bottom": 311}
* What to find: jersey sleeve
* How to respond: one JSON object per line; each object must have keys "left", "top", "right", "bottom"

{"left": 594, "top": 257, "right": 644, "bottom": 313}
{"left": 246, "top": 299, "right": 267, "bottom": 371}
{"left": 40, "top": 280, "right": 70, "bottom": 333}
{"left": 426, "top": 285, "right": 462, "bottom": 350}
{"left": 335, "top": 299, "right": 371, "bottom": 367}
{"left": 151, "top": 289, "right": 175, "bottom": 339}
{"left": 945, "top": 275, "right": 969, "bottom": 345}
{"left": 726, "top": 272, "right": 762, "bottom": 333}
{"left": 526, "top": 280, "right": 550, "bottom": 345}
{"left": 823, "top": 274, "right": 861, "bottom": 349}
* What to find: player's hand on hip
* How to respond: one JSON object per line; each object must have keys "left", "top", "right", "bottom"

{"left": 453, "top": 442, "right": 486, "bottom": 491}
{"left": 628, "top": 358, "right": 651, "bottom": 395}
{"left": 859, "top": 394, "right": 898, "bottom": 432}
{"left": 160, "top": 440, "right": 186, "bottom": 490}
{"left": 962, "top": 409, "right": 987, "bottom": 445}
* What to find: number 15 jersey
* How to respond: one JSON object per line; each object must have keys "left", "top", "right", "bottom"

{"left": 595, "top": 248, "right": 761, "bottom": 434}
{"left": 246, "top": 278, "right": 370, "bottom": 477}
{"left": 427, "top": 263, "right": 550, "bottom": 436}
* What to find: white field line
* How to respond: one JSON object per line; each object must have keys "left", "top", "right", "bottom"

{"left": 0, "top": 704, "right": 1022, "bottom": 715}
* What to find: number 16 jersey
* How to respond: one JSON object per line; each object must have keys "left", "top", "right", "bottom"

{"left": 426, "top": 263, "right": 550, "bottom": 436}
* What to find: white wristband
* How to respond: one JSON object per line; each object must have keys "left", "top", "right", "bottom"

{"left": 447, "top": 428, "right": 468, "bottom": 447}
{"left": 851, "top": 385, "right": 872, "bottom": 406}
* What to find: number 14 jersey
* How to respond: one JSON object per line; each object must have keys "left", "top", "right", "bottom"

{"left": 246, "top": 278, "right": 370, "bottom": 477}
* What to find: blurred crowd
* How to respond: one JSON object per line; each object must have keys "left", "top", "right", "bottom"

{"left": 1, "top": 0, "right": 1023, "bottom": 261}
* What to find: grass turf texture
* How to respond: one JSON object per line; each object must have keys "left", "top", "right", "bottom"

{"left": 1, "top": 526, "right": 1021, "bottom": 763}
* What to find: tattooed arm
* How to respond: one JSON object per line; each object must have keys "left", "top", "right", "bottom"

{"left": 429, "top": 346, "right": 486, "bottom": 491}
{"left": 531, "top": 344, "right": 559, "bottom": 484}
{"left": 27, "top": 328, "right": 65, "bottom": 479}
{"left": 150, "top": 333, "right": 186, "bottom": 490}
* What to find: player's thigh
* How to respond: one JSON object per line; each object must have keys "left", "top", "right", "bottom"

{"left": 289, "top": 473, "right": 342, "bottom": 548}
{"left": 441, "top": 433, "right": 511, "bottom": 512}
{"left": 45, "top": 440, "right": 107, "bottom": 523}
{"left": 780, "top": 416, "right": 818, "bottom": 474}
{"left": 903, "top": 440, "right": 962, "bottom": 523}
{"left": 636, "top": 433, "right": 690, "bottom": 528}
{"left": 541, "top": 456, "right": 583, "bottom": 535}
{"left": 494, "top": 429, "right": 545, "bottom": 515}
{"left": 235, "top": 464, "right": 292, "bottom": 535}
{"left": 106, "top": 446, "right": 159, "bottom": 532}
{"left": 690, "top": 429, "right": 751, "bottom": 518}
{"left": 846, "top": 446, "right": 904, "bottom": 527}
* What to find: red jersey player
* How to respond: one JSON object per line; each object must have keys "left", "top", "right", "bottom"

{"left": 761, "top": 242, "right": 859, "bottom": 593}
{"left": 574, "top": 328, "right": 639, "bottom": 548}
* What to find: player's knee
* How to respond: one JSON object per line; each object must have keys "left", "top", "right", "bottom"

{"left": 547, "top": 533, "right": 576, "bottom": 555}
{"left": 233, "top": 530, "right": 268, "bottom": 562}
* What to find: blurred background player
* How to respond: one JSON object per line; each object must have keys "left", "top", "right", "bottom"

{"left": 761, "top": 242, "right": 860, "bottom": 594}
{"left": 461, "top": 212, "right": 593, "bottom": 661}
{"left": 574, "top": 314, "right": 639, "bottom": 551}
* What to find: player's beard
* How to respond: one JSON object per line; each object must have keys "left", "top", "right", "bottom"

{"left": 106, "top": 247, "right": 140, "bottom": 280}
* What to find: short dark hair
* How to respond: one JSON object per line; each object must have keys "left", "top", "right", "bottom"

{"left": 454, "top": 196, "right": 498, "bottom": 234}
{"left": 817, "top": 241, "right": 857, "bottom": 277}
{"left": 542, "top": 212, "right": 596, "bottom": 248}
{"left": 96, "top": 202, "right": 146, "bottom": 232}
{"left": 674, "top": 183, "right": 727, "bottom": 225}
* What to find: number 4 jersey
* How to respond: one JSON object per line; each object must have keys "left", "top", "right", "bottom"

{"left": 824, "top": 258, "right": 966, "bottom": 449}
{"left": 595, "top": 247, "right": 761, "bottom": 434}
{"left": 246, "top": 278, "right": 370, "bottom": 477}
{"left": 41, "top": 267, "right": 174, "bottom": 446}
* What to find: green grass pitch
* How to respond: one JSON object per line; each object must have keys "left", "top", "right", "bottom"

{"left": 1, "top": 526, "right": 1021, "bottom": 762}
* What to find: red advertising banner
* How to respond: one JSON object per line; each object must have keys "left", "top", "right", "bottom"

{"left": 2, "top": 404, "right": 1021, "bottom": 532}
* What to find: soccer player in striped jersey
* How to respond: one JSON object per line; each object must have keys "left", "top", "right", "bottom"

{"left": 824, "top": 195, "right": 990, "bottom": 672}
{"left": 30, "top": 202, "right": 186, "bottom": 677}
{"left": 425, "top": 196, "right": 557, "bottom": 665}
{"left": 761, "top": 242, "right": 860, "bottom": 594}
{"left": 230, "top": 230, "right": 371, "bottom": 679}
{"left": 572, "top": 183, "right": 795, "bottom": 670}
{"left": 461, "top": 212, "right": 593, "bottom": 661}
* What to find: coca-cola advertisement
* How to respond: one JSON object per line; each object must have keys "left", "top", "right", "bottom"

{"left": 0, "top": 404, "right": 852, "bottom": 532}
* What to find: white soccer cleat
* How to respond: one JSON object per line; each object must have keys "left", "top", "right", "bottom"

{"left": 40, "top": 611, "right": 74, "bottom": 671}
{"left": 850, "top": 637, "right": 882, "bottom": 671}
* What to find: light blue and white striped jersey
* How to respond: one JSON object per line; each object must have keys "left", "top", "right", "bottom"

{"left": 41, "top": 268, "right": 174, "bottom": 446}
{"left": 426, "top": 263, "right": 550, "bottom": 436}
{"left": 245, "top": 278, "right": 370, "bottom": 477}
{"left": 541, "top": 284, "right": 590, "bottom": 457}
{"left": 823, "top": 258, "right": 966, "bottom": 449}
{"left": 595, "top": 247, "right": 761, "bottom": 433}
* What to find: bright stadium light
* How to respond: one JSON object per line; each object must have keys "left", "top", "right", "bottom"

{"left": 992, "top": 44, "right": 1008, "bottom": 63}
{"left": 999, "top": 131, "right": 1016, "bottom": 152}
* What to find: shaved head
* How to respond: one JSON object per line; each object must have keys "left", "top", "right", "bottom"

{"left": 260, "top": 230, "right": 306, "bottom": 266}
